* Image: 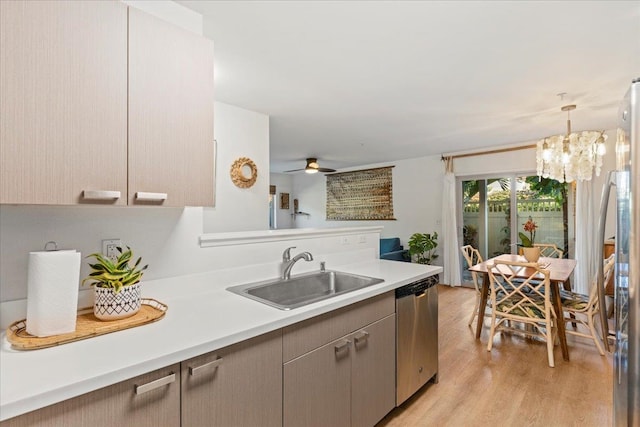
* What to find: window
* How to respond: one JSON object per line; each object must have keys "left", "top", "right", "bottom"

{"left": 459, "top": 174, "right": 573, "bottom": 286}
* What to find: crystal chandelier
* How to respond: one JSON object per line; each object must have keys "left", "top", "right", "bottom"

{"left": 536, "top": 104, "right": 607, "bottom": 183}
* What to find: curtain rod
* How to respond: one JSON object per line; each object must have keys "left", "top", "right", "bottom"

{"left": 441, "top": 144, "right": 536, "bottom": 161}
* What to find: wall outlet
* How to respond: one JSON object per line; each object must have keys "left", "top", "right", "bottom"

{"left": 340, "top": 236, "right": 350, "bottom": 245}
{"left": 102, "top": 239, "right": 122, "bottom": 262}
{"left": 358, "top": 235, "right": 367, "bottom": 243}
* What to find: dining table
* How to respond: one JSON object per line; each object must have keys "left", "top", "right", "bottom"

{"left": 468, "top": 253, "right": 578, "bottom": 361}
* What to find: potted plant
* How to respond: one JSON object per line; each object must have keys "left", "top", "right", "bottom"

{"left": 408, "top": 232, "right": 439, "bottom": 265}
{"left": 82, "top": 246, "right": 148, "bottom": 321}
{"left": 518, "top": 216, "right": 540, "bottom": 262}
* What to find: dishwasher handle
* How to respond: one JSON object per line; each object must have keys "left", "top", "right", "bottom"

{"left": 395, "top": 275, "right": 438, "bottom": 298}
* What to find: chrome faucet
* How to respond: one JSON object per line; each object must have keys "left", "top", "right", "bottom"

{"left": 281, "top": 246, "right": 314, "bottom": 280}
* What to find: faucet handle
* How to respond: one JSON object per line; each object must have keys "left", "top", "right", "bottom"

{"left": 283, "top": 246, "right": 296, "bottom": 262}
{"left": 320, "top": 261, "right": 326, "bottom": 272}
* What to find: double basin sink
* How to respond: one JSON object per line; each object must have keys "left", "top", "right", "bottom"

{"left": 227, "top": 270, "right": 384, "bottom": 310}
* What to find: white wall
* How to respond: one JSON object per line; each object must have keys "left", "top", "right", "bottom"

{"left": 289, "top": 131, "right": 618, "bottom": 267}
{"left": 292, "top": 156, "right": 444, "bottom": 259}
{"left": 0, "top": 102, "right": 271, "bottom": 303}
{"left": 269, "top": 173, "right": 294, "bottom": 229}
{"left": 451, "top": 145, "right": 537, "bottom": 177}
{"left": 453, "top": 131, "right": 617, "bottom": 239}
{"left": 0, "top": 222, "right": 381, "bottom": 327}
{"left": 121, "top": 0, "right": 203, "bottom": 35}
{"left": 203, "top": 103, "right": 270, "bottom": 233}
{"left": 121, "top": 2, "right": 272, "bottom": 234}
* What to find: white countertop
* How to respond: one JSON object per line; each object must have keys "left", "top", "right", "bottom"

{"left": 0, "top": 259, "right": 442, "bottom": 421}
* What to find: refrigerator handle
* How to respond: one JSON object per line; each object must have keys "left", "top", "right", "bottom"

{"left": 596, "top": 170, "right": 616, "bottom": 352}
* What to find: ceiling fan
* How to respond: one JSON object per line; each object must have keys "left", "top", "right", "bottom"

{"left": 284, "top": 158, "right": 336, "bottom": 174}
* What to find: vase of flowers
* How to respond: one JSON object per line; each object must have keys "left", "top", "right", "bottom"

{"left": 519, "top": 217, "right": 540, "bottom": 263}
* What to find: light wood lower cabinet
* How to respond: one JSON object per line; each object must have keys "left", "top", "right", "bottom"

{"left": 0, "top": 364, "right": 180, "bottom": 427}
{"left": 284, "top": 334, "right": 352, "bottom": 427}
{"left": 181, "top": 330, "right": 282, "bottom": 427}
{"left": 351, "top": 315, "right": 396, "bottom": 427}
{"left": 2, "top": 295, "right": 396, "bottom": 427}
{"left": 283, "top": 314, "right": 396, "bottom": 427}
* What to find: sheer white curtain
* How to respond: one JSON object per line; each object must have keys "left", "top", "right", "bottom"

{"left": 574, "top": 180, "right": 596, "bottom": 295}
{"left": 442, "top": 157, "right": 461, "bottom": 286}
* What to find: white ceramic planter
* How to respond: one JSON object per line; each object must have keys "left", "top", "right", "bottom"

{"left": 93, "top": 283, "right": 142, "bottom": 321}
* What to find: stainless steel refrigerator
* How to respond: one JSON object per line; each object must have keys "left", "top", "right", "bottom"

{"left": 610, "top": 78, "right": 639, "bottom": 426}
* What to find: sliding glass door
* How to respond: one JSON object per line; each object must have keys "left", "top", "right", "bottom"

{"left": 459, "top": 174, "right": 571, "bottom": 286}
{"left": 461, "top": 177, "right": 512, "bottom": 261}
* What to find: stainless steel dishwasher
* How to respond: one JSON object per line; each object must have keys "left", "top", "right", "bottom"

{"left": 396, "top": 275, "right": 438, "bottom": 405}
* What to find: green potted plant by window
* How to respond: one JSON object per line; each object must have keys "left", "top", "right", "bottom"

{"left": 82, "top": 246, "right": 148, "bottom": 321}
{"left": 408, "top": 232, "right": 439, "bottom": 265}
{"left": 519, "top": 216, "right": 540, "bottom": 262}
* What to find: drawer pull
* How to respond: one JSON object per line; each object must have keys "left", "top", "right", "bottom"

{"left": 189, "top": 357, "right": 223, "bottom": 377}
{"left": 354, "top": 331, "right": 370, "bottom": 345}
{"left": 334, "top": 340, "right": 351, "bottom": 355}
{"left": 82, "top": 190, "right": 121, "bottom": 200}
{"left": 135, "top": 192, "right": 168, "bottom": 201}
{"left": 135, "top": 372, "right": 175, "bottom": 395}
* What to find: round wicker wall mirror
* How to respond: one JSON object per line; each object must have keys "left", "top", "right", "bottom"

{"left": 230, "top": 157, "right": 258, "bottom": 188}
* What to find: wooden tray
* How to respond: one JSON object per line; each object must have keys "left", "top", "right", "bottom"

{"left": 6, "top": 298, "right": 168, "bottom": 350}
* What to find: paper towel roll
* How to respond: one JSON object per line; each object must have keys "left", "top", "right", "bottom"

{"left": 26, "top": 250, "right": 81, "bottom": 337}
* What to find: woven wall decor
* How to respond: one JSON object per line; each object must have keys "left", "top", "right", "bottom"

{"left": 230, "top": 157, "right": 257, "bottom": 188}
{"left": 326, "top": 166, "right": 395, "bottom": 220}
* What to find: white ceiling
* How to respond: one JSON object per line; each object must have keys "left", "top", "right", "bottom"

{"left": 178, "top": 1, "right": 640, "bottom": 173}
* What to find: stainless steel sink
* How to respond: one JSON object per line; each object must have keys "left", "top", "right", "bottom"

{"left": 227, "top": 270, "right": 384, "bottom": 310}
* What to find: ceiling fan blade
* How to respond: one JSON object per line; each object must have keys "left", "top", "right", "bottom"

{"left": 284, "top": 157, "right": 336, "bottom": 173}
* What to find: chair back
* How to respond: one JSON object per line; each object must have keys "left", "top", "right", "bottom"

{"left": 487, "top": 260, "right": 552, "bottom": 322}
{"left": 587, "top": 253, "right": 616, "bottom": 306}
{"left": 461, "top": 245, "right": 483, "bottom": 291}
{"left": 534, "top": 243, "right": 564, "bottom": 259}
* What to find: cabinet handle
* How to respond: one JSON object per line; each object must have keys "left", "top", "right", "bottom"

{"left": 135, "top": 372, "right": 176, "bottom": 395}
{"left": 334, "top": 340, "right": 351, "bottom": 355}
{"left": 135, "top": 192, "right": 168, "bottom": 201}
{"left": 189, "top": 357, "right": 223, "bottom": 377}
{"left": 82, "top": 190, "right": 121, "bottom": 200}
{"left": 354, "top": 331, "right": 370, "bottom": 345}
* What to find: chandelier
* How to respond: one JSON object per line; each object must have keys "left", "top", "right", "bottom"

{"left": 536, "top": 104, "right": 607, "bottom": 183}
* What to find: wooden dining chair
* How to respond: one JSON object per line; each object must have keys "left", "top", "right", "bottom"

{"left": 460, "top": 245, "right": 486, "bottom": 329}
{"left": 486, "top": 260, "right": 557, "bottom": 367}
{"left": 560, "top": 253, "right": 615, "bottom": 355}
{"left": 534, "top": 243, "right": 564, "bottom": 259}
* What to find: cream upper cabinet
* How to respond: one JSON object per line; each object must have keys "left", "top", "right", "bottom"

{"left": 0, "top": 2, "right": 214, "bottom": 207}
{"left": 0, "top": 0, "right": 128, "bottom": 205}
{"left": 128, "top": 8, "right": 214, "bottom": 207}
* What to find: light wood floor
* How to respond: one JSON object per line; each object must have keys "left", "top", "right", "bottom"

{"left": 378, "top": 285, "right": 613, "bottom": 427}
